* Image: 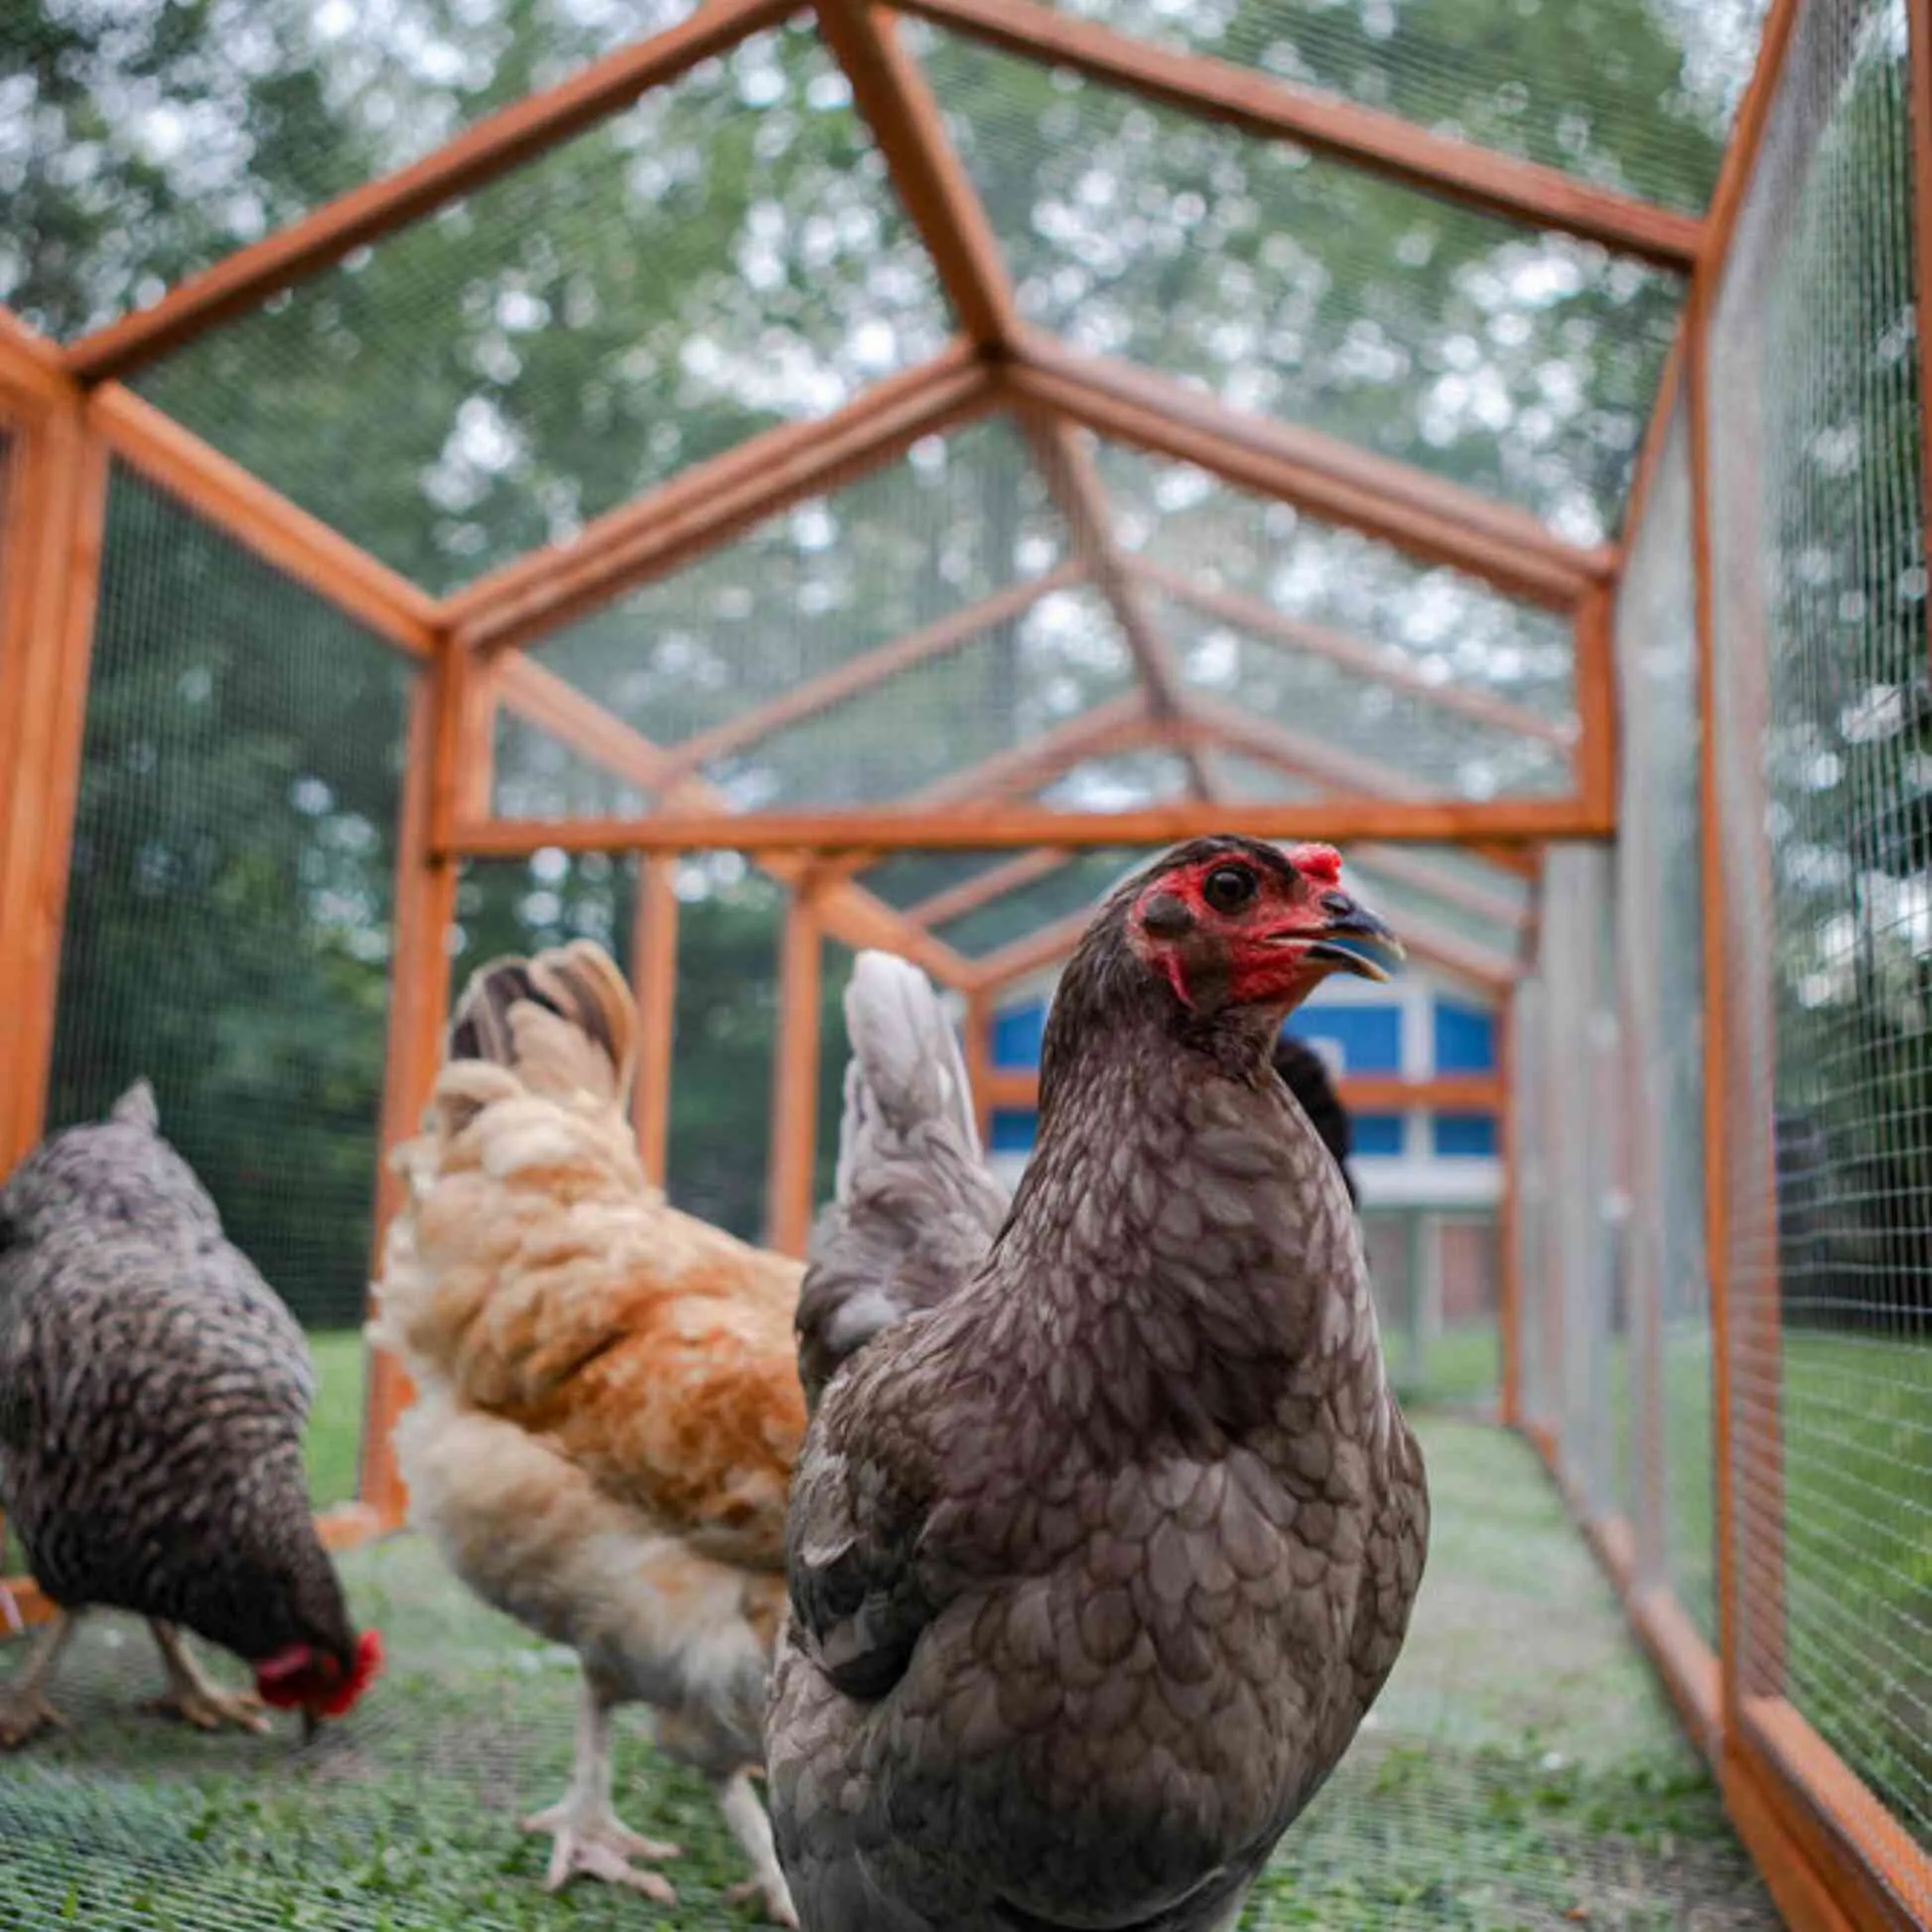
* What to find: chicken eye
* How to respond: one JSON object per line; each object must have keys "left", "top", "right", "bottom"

{"left": 1201, "top": 865, "right": 1258, "bottom": 913}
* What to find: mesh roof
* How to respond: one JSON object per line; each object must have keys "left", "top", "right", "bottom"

{"left": 4, "top": 0, "right": 1777, "bottom": 960}
{"left": 133, "top": 23, "right": 952, "bottom": 593}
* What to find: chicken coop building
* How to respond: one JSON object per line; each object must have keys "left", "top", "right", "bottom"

{"left": 1, "top": 0, "right": 1930, "bottom": 1924}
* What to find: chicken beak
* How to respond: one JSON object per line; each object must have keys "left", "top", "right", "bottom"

{"left": 300, "top": 1707, "right": 321, "bottom": 1745}
{"left": 1304, "top": 894, "right": 1405, "bottom": 983}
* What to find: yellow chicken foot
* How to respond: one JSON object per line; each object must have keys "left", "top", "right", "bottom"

{"left": 717, "top": 1769, "right": 799, "bottom": 1927}
{"left": 0, "top": 1608, "right": 74, "bottom": 1748}
{"left": 521, "top": 1676, "right": 681, "bottom": 1899}
{"left": 142, "top": 1619, "right": 270, "bottom": 1733}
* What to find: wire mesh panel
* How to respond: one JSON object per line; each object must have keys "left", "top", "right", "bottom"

{"left": 1024, "top": 0, "right": 1766, "bottom": 213}
{"left": 917, "top": 27, "right": 1682, "bottom": 541}
{"left": 1614, "top": 394, "right": 1715, "bottom": 1628}
{"left": 46, "top": 462, "right": 412, "bottom": 1511}
{"left": 1539, "top": 846, "right": 1622, "bottom": 1519}
{"left": 128, "top": 22, "right": 952, "bottom": 593}
{"left": 0, "top": 1, "right": 706, "bottom": 340}
{"left": 1709, "top": 0, "right": 1932, "bottom": 1884}
{"left": 1512, "top": 970, "right": 1555, "bottom": 1431}
{"left": 522, "top": 416, "right": 1151, "bottom": 813}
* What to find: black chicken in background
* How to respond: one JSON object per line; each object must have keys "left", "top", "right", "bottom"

{"left": 1274, "top": 1033, "right": 1358, "bottom": 1207}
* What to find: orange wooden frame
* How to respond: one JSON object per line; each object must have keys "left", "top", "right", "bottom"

{"left": 889, "top": 0, "right": 1703, "bottom": 270}
{"left": 448, "top": 794, "right": 1609, "bottom": 860}
{"left": 62, "top": 0, "right": 800, "bottom": 384}
{"left": 629, "top": 856, "right": 681, "bottom": 1189}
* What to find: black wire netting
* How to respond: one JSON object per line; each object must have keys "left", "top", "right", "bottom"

{"left": 118, "top": 21, "right": 950, "bottom": 596}
{"left": 1612, "top": 393, "right": 1718, "bottom": 1647}
{"left": 41, "top": 464, "right": 412, "bottom": 1517}
{"left": 0, "top": 1418, "right": 1777, "bottom": 1930}
{"left": 0, "top": 2, "right": 718, "bottom": 341}
{"left": 1708, "top": 0, "right": 1932, "bottom": 1887}
{"left": 1023, "top": 0, "right": 1767, "bottom": 216}
{"left": 914, "top": 27, "right": 1685, "bottom": 545}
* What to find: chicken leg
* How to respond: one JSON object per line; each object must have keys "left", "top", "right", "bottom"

{"left": 717, "top": 1768, "right": 799, "bottom": 1928}
{"left": 143, "top": 1619, "right": 270, "bottom": 1733}
{"left": 521, "top": 1673, "right": 681, "bottom": 1899}
{"left": 0, "top": 1607, "right": 73, "bottom": 1748}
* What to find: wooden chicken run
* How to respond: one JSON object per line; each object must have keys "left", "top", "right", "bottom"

{"left": 1, "top": 0, "right": 1930, "bottom": 1925}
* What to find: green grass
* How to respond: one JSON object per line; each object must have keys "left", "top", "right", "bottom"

{"left": 0, "top": 1419, "right": 1774, "bottom": 1931}
{"left": 305, "top": 1329, "right": 368, "bottom": 1511}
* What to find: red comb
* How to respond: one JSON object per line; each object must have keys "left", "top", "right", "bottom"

{"left": 1288, "top": 843, "right": 1343, "bottom": 887}
{"left": 254, "top": 1628, "right": 384, "bottom": 1719}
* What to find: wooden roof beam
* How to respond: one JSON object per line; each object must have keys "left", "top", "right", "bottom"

{"left": 448, "top": 343, "right": 992, "bottom": 649}
{"left": 812, "top": 0, "right": 1019, "bottom": 351}
{"left": 1134, "top": 557, "right": 1575, "bottom": 751}
{"left": 1021, "top": 416, "right": 1218, "bottom": 799}
{"left": 905, "top": 691, "right": 1155, "bottom": 808}
{"left": 64, "top": 0, "right": 798, "bottom": 383}
{"left": 890, "top": 0, "right": 1701, "bottom": 270}
{"left": 901, "top": 847, "right": 1072, "bottom": 928}
{"left": 87, "top": 382, "right": 440, "bottom": 658}
{"left": 651, "top": 562, "right": 1082, "bottom": 783}
{"left": 489, "top": 654, "right": 974, "bottom": 988}
{"left": 445, "top": 793, "right": 1611, "bottom": 857}
{"left": 1003, "top": 336, "right": 1612, "bottom": 610}
{"left": 1348, "top": 843, "right": 1532, "bottom": 933}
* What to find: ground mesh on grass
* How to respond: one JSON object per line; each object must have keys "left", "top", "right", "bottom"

{"left": 0, "top": 1419, "right": 1774, "bottom": 1931}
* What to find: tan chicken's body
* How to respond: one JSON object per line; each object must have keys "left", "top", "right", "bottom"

{"left": 371, "top": 944, "right": 804, "bottom": 1921}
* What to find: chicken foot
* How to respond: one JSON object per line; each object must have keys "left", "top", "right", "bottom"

{"left": 716, "top": 1768, "right": 799, "bottom": 1928}
{"left": 143, "top": 1619, "right": 270, "bottom": 1734}
{"left": 522, "top": 1675, "right": 681, "bottom": 1901}
{"left": 0, "top": 1608, "right": 74, "bottom": 1748}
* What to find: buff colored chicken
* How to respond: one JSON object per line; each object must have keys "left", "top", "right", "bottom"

{"left": 370, "top": 942, "right": 803, "bottom": 1923}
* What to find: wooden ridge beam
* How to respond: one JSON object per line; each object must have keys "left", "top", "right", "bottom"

{"left": 1023, "top": 419, "right": 1216, "bottom": 798}
{"left": 1004, "top": 336, "right": 1611, "bottom": 610}
{"left": 446, "top": 793, "right": 1611, "bottom": 857}
{"left": 489, "top": 653, "right": 975, "bottom": 987}
{"left": 1134, "top": 557, "right": 1574, "bottom": 749}
{"left": 903, "top": 847, "right": 1071, "bottom": 928}
{"left": 450, "top": 345, "right": 992, "bottom": 649}
{"left": 891, "top": 0, "right": 1702, "bottom": 271}
{"left": 654, "top": 563, "right": 1082, "bottom": 781}
{"left": 905, "top": 691, "right": 1155, "bottom": 808}
{"left": 493, "top": 652, "right": 673, "bottom": 792}
{"left": 812, "top": 0, "right": 1018, "bottom": 349}
{"left": 63, "top": 0, "right": 798, "bottom": 383}
{"left": 88, "top": 383, "right": 438, "bottom": 658}
{"left": 1177, "top": 692, "right": 1432, "bottom": 799}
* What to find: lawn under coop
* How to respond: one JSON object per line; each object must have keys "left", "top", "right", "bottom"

{"left": 0, "top": 0, "right": 1928, "bottom": 1926}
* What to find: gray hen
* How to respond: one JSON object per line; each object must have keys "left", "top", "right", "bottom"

{"left": 0, "top": 1082, "right": 379, "bottom": 1746}
{"left": 767, "top": 837, "right": 1430, "bottom": 1932}
{"left": 795, "top": 951, "right": 1011, "bottom": 1412}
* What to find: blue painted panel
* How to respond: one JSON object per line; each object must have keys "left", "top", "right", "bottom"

{"left": 992, "top": 1001, "right": 1046, "bottom": 1068}
{"left": 1433, "top": 999, "right": 1496, "bottom": 1073}
{"left": 989, "top": 1108, "right": 1037, "bottom": 1154}
{"left": 1351, "top": 1113, "right": 1406, "bottom": 1157}
{"left": 1284, "top": 1005, "right": 1402, "bottom": 1074}
{"left": 1434, "top": 1112, "right": 1499, "bottom": 1157}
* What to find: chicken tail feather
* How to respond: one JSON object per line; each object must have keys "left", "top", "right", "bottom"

{"left": 795, "top": 951, "right": 1010, "bottom": 1410}
{"left": 448, "top": 940, "right": 635, "bottom": 1110}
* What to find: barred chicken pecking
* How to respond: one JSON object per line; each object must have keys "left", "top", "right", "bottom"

{"left": 0, "top": 1082, "right": 381, "bottom": 1747}
{"left": 768, "top": 837, "right": 1430, "bottom": 1932}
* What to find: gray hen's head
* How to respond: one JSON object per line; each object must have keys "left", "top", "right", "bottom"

{"left": 0, "top": 1080, "right": 222, "bottom": 1248}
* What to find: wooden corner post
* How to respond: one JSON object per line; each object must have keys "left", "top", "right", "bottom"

{"left": 358, "top": 638, "right": 491, "bottom": 1526}
{"left": 0, "top": 375, "right": 110, "bottom": 1173}
{"left": 630, "top": 855, "right": 680, "bottom": 1188}
{"left": 766, "top": 878, "right": 825, "bottom": 1258}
